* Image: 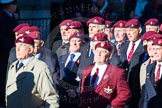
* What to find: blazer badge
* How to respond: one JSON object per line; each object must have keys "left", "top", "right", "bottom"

{"left": 104, "top": 86, "right": 113, "bottom": 94}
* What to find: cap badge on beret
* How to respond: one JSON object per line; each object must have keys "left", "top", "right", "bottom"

{"left": 19, "top": 37, "right": 24, "bottom": 42}
{"left": 131, "top": 24, "right": 134, "bottom": 27}
{"left": 106, "top": 24, "right": 109, "bottom": 27}
{"left": 101, "top": 42, "right": 105, "bottom": 47}
{"left": 158, "top": 40, "right": 162, "bottom": 45}
{"left": 66, "top": 22, "right": 70, "bottom": 26}
{"left": 150, "top": 21, "right": 153, "bottom": 25}
{"left": 119, "top": 23, "right": 123, "bottom": 27}
{"left": 94, "top": 36, "right": 97, "bottom": 41}
{"left": 70, "top": 25, "right": 74, "bottom": 29}
{"left": 94, "top": 19, "right": 99, "bottom": 23}
{"left": 76, "top": 33, "right": 80, "bottom": 37}
{"left": 25, "top": 30, "right": 30, "bottom": 34}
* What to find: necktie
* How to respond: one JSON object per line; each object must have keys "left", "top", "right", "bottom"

{"left": 127, "top": 42, "right": 135, "bottom": 62}
{"left": 155, "top": 64, "right": 161, "bottom": 82}
{"left": 16, "top": 62, "right": 24, "bottom": 71}
{"left": 91, "top": 68, "right": 99, "bottom": 88}
{"left": 117, "top": 44, "right": 121, "bottom": 56}
{"left": 89, "top": 49, "right": 94, "bottom": 57}
{"left": 69, "top": 53, "right": 75, "bottom": 70}
{"left": 64, "top": 54, "right": 75, "bottom": 78}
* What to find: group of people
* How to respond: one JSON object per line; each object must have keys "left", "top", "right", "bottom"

{"left": 1, "top": 1, "right": 162, "bottom": 108}
{"left": 4, "top": 15, "right": 162, "bottom": 108}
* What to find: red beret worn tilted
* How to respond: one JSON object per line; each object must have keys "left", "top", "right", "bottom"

{"left": 13, "top": 23, "right": 30, "bottom": 32}
{"left": 91, "top": 32, "right": 107, "bottom": 41}
{"left": 66, "top": 21, "right": 83, "bottom": 30}
{"left": 86, "top": 16, "right": 105, "bottom": 26}
{"left": 105, "top": 20, "right": 113, "bottom": 28}
{"left": 95, "top": 41, "right": 111, "bottom": 52}
{"left": 69, "top": 32, "right": 83, "bottom": 41}
{"left": 144, "top": 18, "right": 159, "bottom": 26}
{"left": 125, "top": 19, "right": 140, "bottom": 28}
{"left": 15, "top": 35, "right": 34, "bottom": 46}
{"left": 113, "top": 20, "right": 127, "bottom": 28}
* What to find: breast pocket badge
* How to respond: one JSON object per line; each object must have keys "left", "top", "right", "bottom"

{"left": 104, "top": 86, "right": 113, "bottom": 94}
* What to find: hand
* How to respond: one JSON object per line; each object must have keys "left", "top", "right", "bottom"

{"left": 66, "top": 89, "right": 77, "bottom": 98}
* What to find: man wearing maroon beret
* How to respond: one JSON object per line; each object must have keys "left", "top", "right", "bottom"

{"left": 6, "top": 36, "right": 59, "bottom": 108}
{"left": 79, "top": 16, "right": 105, "bottom": 73}
{"left": 57, "top": 32, "right": 83, "bottom": 107}
{"left": 119, "top": 18, "right": 145, "bottom": 108}
{"left": 104, "top": 20, "right": 113, "bottom": 42}
{"left": 80, "top": 41, "right": 131, "bottom": 108}
{"left": 139, "top": 31, "right": 157, "bottom": 90}
{"left": 144, "top": 18, "right": 159, "bottom": 33}
{"left": 28, "top": 31, "right": 59, "bottom": 84}
{"left": 51, "top": 19, "right": 73, "bottom": 59}
{"left": 139, "top": 38, "right": 162, "bottom": 108}
{"left": 113, "top": 20, "right": 127, "bottom": 56}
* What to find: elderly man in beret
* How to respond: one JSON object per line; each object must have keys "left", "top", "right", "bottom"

{"left": 7, "top": 23, "right": 30, "bottom": 70}
{"left": 51, "top": 19, "right": 73, "bottom": 57}
{"left": 139, "top": 31, "right": 158, "bottom": 90}
{"left": 144, "top": 18, "right": 159, "bottom": 33}
{"left": 113, "top": 20, "right": 127, "bottom": 56}
{"left": 80, "top": 41, "right": 131, "bottom": 108}
{"left": 139, "top": 37, "right": 162, "bottom": 108}
{"left": 119, "top": 18, "right": 145, "bottom": 108}
{"left": 27, "top": 31, "right": 59, "bottom": 84}
{"left": 57, "top": 32, "right": 83, "bottom": 108}
{"left": 79, "top": 16, "right": 105, "bottom": 74}
{"left": 104, "top": 20, "right": 114, "bottom": 42}
{"left": 6, "top": 35, "right": 59, "bottom": 108}
{"left": 0, "top": 0, "right": 18, "bottom": 106}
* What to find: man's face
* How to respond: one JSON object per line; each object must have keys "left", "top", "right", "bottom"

{"left": 114, "top": 28, "right": 126, "bottom": 43}
{"left": 126, "top": 27, "right": 141, "bottom": 41}
{"left": 70, "top": 38, "right": 82, "bottom": 52}
{"left": 94, "top": 47, "right": 110, "bottom": 65}
{"left": 33, "top": 39, "right": 43, "bottom": 54}
{"left": 104, "top": 28, "right": 113, "bottom": 41}
{"left": 147, "top": 41, "right": 154, "bottom": 57}
{"left": 152, "top": 45, "right": 162, "bottom": 61}
{"left": 60, "top": 26, "right": 69, "bottom": 41}
{"left": 88, "top": 23, "right": 100, "bottom": 39}
{"left": 146, "top": 25, "right": 159, "bottom": 32}
{"left": 16, "top": 43, "right": 33, "bottom": 61}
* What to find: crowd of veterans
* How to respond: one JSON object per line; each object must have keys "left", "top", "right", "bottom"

{"left": 1, "top": 1, "right": 162, "bottom": 108}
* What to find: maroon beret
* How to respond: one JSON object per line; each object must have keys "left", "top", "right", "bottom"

{"left": 28, "top": 31, "right": 41, "bottom": 39}
{"left": 105, "top": 20, "right": 113, "bottom": 28}
{"left": 152, "top": 39, "right": 162, "bottom": 46}
{"left": 69, "top": 32, "right": 83, "bottom": 41}
{"left": 29, "top": 26, "right": 40, "bottom": 32}
{"left": 125, "top": 19, "right": 140, "bottom": 28}
{"left": 147, "top": 33, "right": 162, "bottom": 41}
{"left": 91, "top": 32, "right": 107, "bottom": 41}
{"left": 66, "top": 21, "right": 83, "bottom": 30}
{"left": 95, "top": 42, "right": 111, "bottom": 52}
{"left": 15, "top": 35, "right": 34, "bottom": 46}
{"left": 59, "top": 19, "right": 73, "bottom": 27}
{"left": 113, "top": 20, "right": 127, "bottom": 28}
{"left": 144, "top": 18, "right": 159, "bottom": 26}
{"left": 17, "top": 26, "right": 40, "bottom": 35}
{"left": 13, "top": 23, "right": 30, "bottom": 32}
{"left": 86, "top": 16, "right": 105, "bottom": 26}
{"left": 141, "top": 31, "right": 156, "bottom": 41}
